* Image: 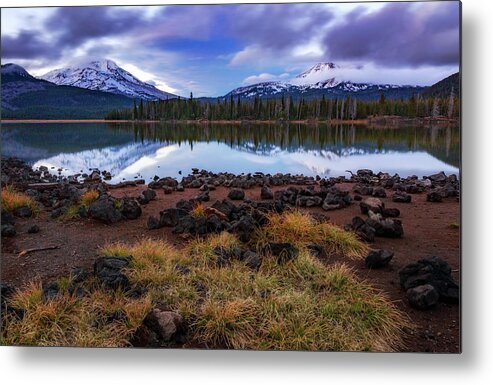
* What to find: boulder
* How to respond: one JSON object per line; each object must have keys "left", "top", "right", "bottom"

{"left": 427, "top": 191, "right": 443, "bottom": 202}
{"left": 121, "top": 198, "right": 142, "bottom": 220}
{"left": 1, "top": 209, "right": 15, "bottom": 225}
{"left": 229, "top": 214, "right": 256, "bottom": 242}
{"left": 131, "top": 308, "right": 185, "bottom": 347}
{"left": 260, "top": 185, "right": 274, "bottom": 200}
{"left": 88, "top": 196, "right": 122, "bottom": 224}
{"left": 360, "top": 197, "right": 384, "bottom": 215}
{"left": 366, "top": 214, "right": 404, "bottom": 238}
{"left": 372, "top": 187, "right": 387, "bottom": 198}
{"left": 297, "top": 195, "right": 323, "bottom": 207}
{"left": 13, "top": 205, "right": 33, "bottom": 218}
{"left": 147, "top": 215, "right": 161, "bottom": 230}
{"left": 211, "top": 199, "right": 237, "bottom": 219}
{"left": 228, "top": 188, "right": 245, "bottom": 200}
{"left": 392, "top": 191, "right": 412, "bottom": 203}
{"left": 406, "top": 284, "right": 439, "bottom": 310}
{"left": 137, "top": 189, "right": 157, "bottom": 205}
{"left": 365, "top": 249, "right": 394, "bottom": 268}
{"left": 159, "top": 208, "right": 188, "bottom": 227}
{"left": 399, "top": 256, "right": 459, "bottom": 303}
{"left": 427, "top": 172, "right": 447, "bottom": 184}
{"left": 42, "top": 282, "right": 61, "bottom": 301}
{"left": 93, "top": 256, "right": 132, "bottom": 291}
{"left": 382, "top": 208, "right": 400, "bottom": 218}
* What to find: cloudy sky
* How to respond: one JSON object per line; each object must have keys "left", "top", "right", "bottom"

{"left": 1, "top": 1, "right": 460, "bottom": 97}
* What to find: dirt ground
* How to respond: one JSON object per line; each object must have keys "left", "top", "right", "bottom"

{"left": 0, "top": 183, "right": 460, "bottom": 353}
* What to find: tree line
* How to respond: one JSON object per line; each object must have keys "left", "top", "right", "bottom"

{"left": 106, "top": 90, "right": 459, "bottom": 121}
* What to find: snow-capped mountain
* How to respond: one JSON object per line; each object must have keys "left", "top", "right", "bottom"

{"left": 225, "top": 62, "right": 423, "bottom": 100}
{"left": 40, "top": 60, "right": 177, "bottom": 101}
{"left": 292, "top": 62, "right": 339, "bottom": 86}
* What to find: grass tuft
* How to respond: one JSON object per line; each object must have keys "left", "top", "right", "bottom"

{"left": 1, "top": 185, "right": 39, "bottom": 215}
{"left": 81, "top": 190, "right": 99, "bottom": 206}
{"left": 256, "top": 210, "right": 369, "bottom": 259}
{"left": 191, "top": 203, "right": 207, "bottom": 218}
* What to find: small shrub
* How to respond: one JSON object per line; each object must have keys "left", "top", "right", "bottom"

{"left": 191, "top": 203, "right": 207, "bottom": 218}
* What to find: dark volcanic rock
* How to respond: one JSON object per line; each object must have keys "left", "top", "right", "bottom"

{"left": 13, "top": 205, "right": 33, "bottom": 218}
{"left": 42, "top": 282, "right": 61, "bottom": 301}
{"left": 372, "top": 187, "right": 387, "bottom": 198}
{"left": 242, "top": 250, "right": 262, "bottom": 269}
{"left": 27, "top": 224, "right": 40, "bottom": 234}
{"left": 365, "top": 249, "right": 394, "bottom": 268}
{"left": 229, "top": 214, "right": 256, "bottom": 242}
{"left": 228, "top": 188, "right": 245, "bottom": 200}
{"left": 88, "top": 196, "right": 122, "bottom": 224}
{"left": 392, "top": 191, "right": 412, "bottom": 203}
{"left": 131, "top": 308, "right": 185, "bottom": 347}
{"left": 137, "top": 189, "right": 157, "bottom": 205}
{"left": 159, "top": 208, "right": 189, "bottom": 228}
{"left": 406, "top": 284, "right": 440, "bottom": 310}
{"left": 297, "top": 195, "right": 323, "bottom": 207}
{"left": 93, "top": 256, "right": 132, "bottom": 291}
{"left": 1, "top": 224, "right": 16, "bottom": 237}
{"left": 268, "top": 242, "right": 299, "bottom": 265}
{"left": 399, "top": 256, "right": 459, "bottom": 303}
{"left": 366, "top": 215, "right": 404, "bottom": 238}
{"left": 211, "top": 199, "right": 237, "bottom": 219}
{"left": 427, "top": 191, "right": 443, "bottom": 202}
{"left": 121, "top": 198, "right": 142, "bottom": 219}
{"left": 382, "top": 208, "right": 400, "bottom": 218}
{"left": 260, "top": 185, "right": 274, "bottom": 200}
{"left": 147, "top": 215, "right": 161, "bottom": 230}
{"left": 360, "top": 197, "right": 384, "bottom": 215}
{"left": 1, "top": 209, "right": 15, "bottom": 225}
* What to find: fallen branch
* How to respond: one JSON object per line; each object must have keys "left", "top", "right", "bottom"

{"left": 18, "top": 246, "right": 59, "bottom": 257}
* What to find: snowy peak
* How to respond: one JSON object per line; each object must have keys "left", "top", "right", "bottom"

{"left": 40, "top": 59, "right": 177, "bottom": 101}
{"left": 293, "top": 62, "right": 339, "bottom": 86}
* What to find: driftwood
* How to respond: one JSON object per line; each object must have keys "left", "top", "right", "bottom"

{"left": 25, "top": 183, "right": 61, "bottom": 190}
{"left": 18, "top": 246, "right": 59, "bottom": 257}
{"left": 104, "top": 179, "right": 145, "bottom": 189}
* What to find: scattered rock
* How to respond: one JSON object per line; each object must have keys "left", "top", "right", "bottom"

{"left": 382, "top": 208, "right": 400, "bottom": 218}
{"left": 42, "top": 282, "right": 61, "bottom": 301}
{"left": 427, "top": 191, "right": 443, "bottom": 202}
{"left": 360, "top": 197, "right": 384, "bottom": 215}
{"left": 93, "top": 256, "right": 132, "bottom": 291}
{"left": 242, "top": 250, "right": 262, "bottom": 269}
{"left": 365, "top": 249, "right": 394, "bottom": 268}
{"left": 88, "top": 196, "right": 122, "bottom": 224}
{"left": 228, "top": 188, "right": 245, "bottom": 200}
{"left": 268, "top": 242, "right": 299, "bottom": 265}
{"left": 27, "top": 224, "right": 40, "bottom": 234}
{"left": 406, "top": 284, "right": 440, "bottom": 310}
{"left": 121, "top": 198, "right": 142, "bottom": 219}
{"left": 399, "top": 256, "right": 459, "bottom": 303}
{"left": 137, "top": 189, "right": 157, "bottom": 205}
{"left": 392, "top": 191, "right": 412, "bottom": 203}
{"left": 1, "top": 224, "right": 16, "bottom": 237}
{"left": 13, "top": 205, "right": 33, "bottom": 218}
{"left": 131, "top": 308, "right": 185, "bottom": 347}
{"left": 260, "top": 185, "right": 274, "bottom": 200}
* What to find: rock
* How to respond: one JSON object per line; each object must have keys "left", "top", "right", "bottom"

{"left": 406, "top": 284, "right": 439, "bottom": 310}
{"left": 321, "top": 187, "right": 352, "bottom": 211}
{"left": 195, "top": 190, "right": 210, "bottom": 202}
{"left": 268, "top": 242, "right": 299, "bottom": 265}
{"left": 163, "top": 186, "right": 173, "bottom": 195}
{"left": 78, "top": 205, "right": 88, "bottom": 218}
{"left": 260, "top": 185, "right": 274, "bottom": 200}
{"left": 176, "top": 199, "right": 194, "bottom": 212}
{"left": 228, "top": 188, "right": 245, "bottom": 200}
{"left": 13, "top": 205, "right": 33, "bottom": 218}
{"left": 427, "top": 172, "right": 447, "bottom": 184}
{"left": 1, "top": 283, "right": 14, "bottom": 309}
{"left": 242, "top": 250, "right": 262, "bottom": 269}
{"left": 298, "top": 195, "right": 323, "bottom": 207}
{"left": 137, "top": 189, "right": 157, "bottom": 204}
{"left": 382, "top": 208, "right": 400, "bottom": 218}
{"left": 372, "top": 187, "right": 387, "bottom": 198}
{"left": 353, "top": 194, "right": 362, "bottom": 201}
{"left": 93, "top": 256, "right": 132, "bottom": 291}
{"left": 1, "top": 224, "right": 16, "bottom": 237}
{"left": 360, "top": 197, "right": 384, "bottom": 215}
{"left": 88, "top": 196, "right": 122, "bottom": 224}
{"left": 147, "top": 215, "right": 161, "bottom": 230}
{"left": 211, "top": 199, "right": 237, "bottom": 218}
{"left": 1, "top": 209, "right": 15, "bottom": 225}
{"left": 176, "top": 184, "right": 185, "bottom": 192}
{"left": 307, "top": 243, "right": 324, "bottom": 259}
{"left": 131, "top": 309, "right": 185, "bottom": 347}
{"left": 399, "top": 256, "right": 459, "bottom": 303}
{"left": 229, "top": 214, "right": 256, "bottom": 242}
{"left": 27, "top": 224, "right": 40, "bottom": 234}
{"left": 121, "top": 198, "right": 142, "bottom": 219}
{"left": 159, "top": 208, "right": 188, "bottom": 227}
{"left": 427, "top": 191, "right": 443, "bottom": 202}
{"left": 42, "top": 282, "right": 61, "bottom": 301}
{"left": 349, "top": 216, "right": 375, "bottom": 242}
{"left": 213, "top": 245, "right": 242, "bottom": 267}
{"left": 366, "top": 214, "right": 404, "bottom": 238}
{"left": 392, "top": 192, "right": 412, "bottom": 203}
{"left": 365, "top": 249, "right": 394, "bottom": 268}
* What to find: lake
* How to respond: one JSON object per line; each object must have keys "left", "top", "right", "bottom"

{"left": 1, "top": 122, "right": 460, "bottom": 183}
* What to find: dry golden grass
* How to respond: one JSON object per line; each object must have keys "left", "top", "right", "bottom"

{"left": 256, "top": 210, "right": 369, "bottom": 259}
{"left": 3, "top": 228, "right": 406, "bottom": 351}
{"left": 81, "top": 190, "right": 100, "bottom": 206}
{"left": 2, "top": 281, "right": 151, "bottom": 347}
{"left": 191, "top": 203, "right": 207, "bottom": 218}
{"left": 1, "top": 185, "right": 39, "bottom": 214}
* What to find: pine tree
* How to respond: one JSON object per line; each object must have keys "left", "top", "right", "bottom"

{"left": 448, "top": 87, "right": 455, "bottom": 119}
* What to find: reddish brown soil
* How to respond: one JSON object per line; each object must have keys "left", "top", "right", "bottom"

{"left": 1, "top": 183, "right": 460, "bottom": 353}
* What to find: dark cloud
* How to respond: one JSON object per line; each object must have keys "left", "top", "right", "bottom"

{"left": 1, "top": 30, "right": 58, "bottom": 60}
{"left": 324, "top": 2, "right": 460, "bottom": 67}
{"left": 45, "top": 7, "right": 145, "bottom": 48}
{"left": 229, "top": 4, "right": 334, "bottom": 49}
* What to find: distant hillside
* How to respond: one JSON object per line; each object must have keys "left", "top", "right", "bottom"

{"left": 422, "top": 72, "right": 460, "bottom": 98}
{"left": 1, "top": 63, "right": 137, "bottom": 119}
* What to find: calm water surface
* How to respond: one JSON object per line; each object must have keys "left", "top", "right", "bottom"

{"left": 1, "top": 122, "right": 460, "bottom": 183}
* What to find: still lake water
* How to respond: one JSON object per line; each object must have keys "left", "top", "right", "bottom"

{"left": 1, "top": 122, "right": 460, "bottom": 183}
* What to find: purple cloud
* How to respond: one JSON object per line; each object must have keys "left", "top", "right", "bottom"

{"left": 1, "top": 30, "right": 57, "bottom": 59}
{"left": 324, "top": 1, "right": 460, "bottom": 67}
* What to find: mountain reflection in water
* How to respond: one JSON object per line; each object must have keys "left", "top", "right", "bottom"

{"left": 1, "top": 122, "right": 460, "bottom": 183}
